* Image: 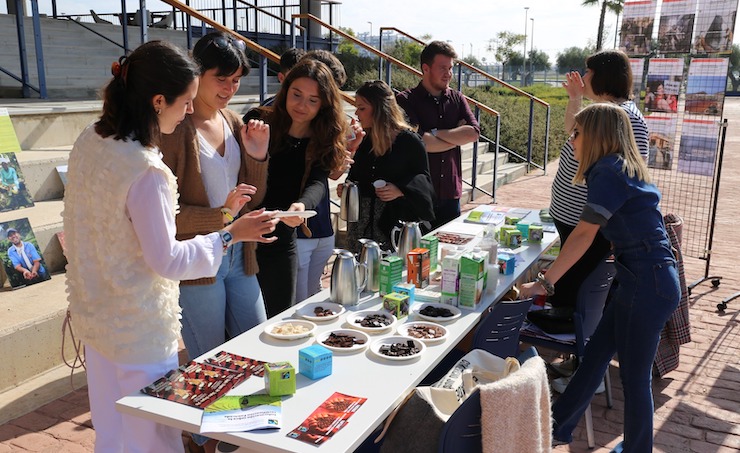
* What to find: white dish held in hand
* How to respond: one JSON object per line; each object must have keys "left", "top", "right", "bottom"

{"left": 270, "top": 210, "right": 317, "bottom": 219}
{"left": 412, "top": 303, "right": 462, "bottom": 322}
{"left": 397, "top": 321, "right": 448, "bottom": 343}
{"left": 264, "top": 320, "right": 317, "bottom": 340}
{"left": 317, "top": 329, "right": 370, "bottom": 353}
{"left": 346, "top": 310, "right": 397, "bottom": 333}
{"left": 295, "top": 302, "right": 346, "bottom": 322}
{"left": 370, "top": 336, "right": 426, "bottom": 361}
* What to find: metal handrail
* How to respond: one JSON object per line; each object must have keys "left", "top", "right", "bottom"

{"left": 234, "top": 0, "right": 306, "bottom": 34}
{"left": 64, "top": 17, "right": 125, "bottom": 50}
{"left": 0, "top": 65, "right": 40, "bottom": 93}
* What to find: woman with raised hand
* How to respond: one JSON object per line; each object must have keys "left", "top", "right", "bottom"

{"left": 341, "top": 80, "right": 434, "bottom": 254}
{"left": 159, "top": 31, "right": 270, "bottom": 452}
{"left": 63, "top": 40, "right": 277, "bottom": 452}
{"left": 256, "top": 58, "right": 348, "bottom": 317}
{"left": 521, "top": 103, "right": 679, "bottom": 452}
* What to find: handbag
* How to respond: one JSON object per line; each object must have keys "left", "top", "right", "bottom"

{"left": 526, "top": 306, "right": 575, "bottom": 334}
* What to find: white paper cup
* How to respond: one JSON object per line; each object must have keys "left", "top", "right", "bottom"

{"left": 373, "top": 179, "right": 387, "bottom": 188}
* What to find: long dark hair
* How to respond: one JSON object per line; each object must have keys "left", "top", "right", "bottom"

{"left": 269, "top": 59, "right": 346, "bottom": 172}
{"left": 355, "top": 80, "right": 413, "bottom": 156}
{"left": 192, "top": 32, "right": 250, "bottom": 77}
{"left": 95, "top": 40, "right": 200, "bottom": 148}
{"left": 586, "top": 49, "right": 632, "bottom": 99}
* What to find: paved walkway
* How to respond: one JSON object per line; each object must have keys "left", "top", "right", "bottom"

{"left": 1, "top": 100, "right": 740, "bottom": 452}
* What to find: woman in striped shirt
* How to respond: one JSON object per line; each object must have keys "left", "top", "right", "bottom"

{"left": 548, "top": 49, "right": 649, "bottom": 310}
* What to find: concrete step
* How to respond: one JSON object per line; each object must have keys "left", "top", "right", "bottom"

{"left": 15, "top": 149, "right": 70, "bottom": 202}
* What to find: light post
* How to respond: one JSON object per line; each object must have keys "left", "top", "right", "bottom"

{"left": 522, "top": 6, "right": 529, "bottom": 87}
{"left": 530, "top": 18, "right": 534, "bottom": 84}
{"left": 367, "top": 21, "right": 372, "bottom": 44}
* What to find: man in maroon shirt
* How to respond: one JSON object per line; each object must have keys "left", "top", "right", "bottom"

{"left": 396, "top": 40, "right": 480, "bottom": 228}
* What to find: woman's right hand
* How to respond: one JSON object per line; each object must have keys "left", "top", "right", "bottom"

{"left": 225, "top": 208, "right": 278, "bottom": 243}
{"left": 563, "top": 71, "right": 585, "bottom": 100}
{"left": 224, "top": 183, "right": 257, "bottom": 214}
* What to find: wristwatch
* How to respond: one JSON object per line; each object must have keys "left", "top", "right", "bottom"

{"left": 430, "top": 128, "right": 438, "bottom": 137}
{"left": 218, "top": 229, "right": 233, "bottom": 255}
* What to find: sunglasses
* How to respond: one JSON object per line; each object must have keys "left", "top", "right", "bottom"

{"left": 209, "top": 36, "right": 247, "bottom": 52}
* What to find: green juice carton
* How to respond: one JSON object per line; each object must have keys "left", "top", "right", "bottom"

{"left": 421, "top": 234, "right": 439, "bottom": 274}
{"left": 458, "top": 253, "right": 485, "bottom": 309}
{"left": 379, "top": 255, "right": 403, "bottom": 296}
{"left": 440, "top": 252, "right": 461, "bottom": 306}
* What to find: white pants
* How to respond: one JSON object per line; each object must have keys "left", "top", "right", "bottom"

{"left": 85, "top": 345, "right": 184, "bottom": 453}
{"left": 296, "top": 235, "right": 335, "bottom": 302}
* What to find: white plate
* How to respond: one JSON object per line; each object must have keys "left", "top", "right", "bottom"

{"left": 270, "top": 210, "right": 317, "bottom": 219}
{"left": 412, "top": 303, "right": 462, "bottom": 323}
{"left": 295, "top": 302, "right": 346, "bottom": 322}
{"left": 264, "top": 320, "right": 317, "bottom": 340}
{"left": 346, "top": 310, "right": 397, "bottom": 333}
{"left": 396, "top": 321, "right": 448, "bottom": 344}
{"left": 370, "top": 336, "right": 426, "bottom": 361}
{"left": 316, "top": 329, "right": 370, "bottom": 353}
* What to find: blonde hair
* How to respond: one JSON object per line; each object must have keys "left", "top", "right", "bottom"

{"left": 355, "top": 80, "right": 415, "bottom": 156}
{"left": 573, "top": 103, "right": 650, "bottom": 184}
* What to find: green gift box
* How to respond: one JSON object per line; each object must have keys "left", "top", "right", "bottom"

{"left": 264, "top": 361, "right": 296, "bottom": 396}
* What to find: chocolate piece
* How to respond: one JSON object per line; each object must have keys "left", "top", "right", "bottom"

{"left": 313, "top": 306, "right": 336, "bottom": 317}
{"left": 378, "top": 341, "right": 420, "bottom": 357}
{"left": 322, "top": 332, "right": 366, "bottom": 348}
{"left": 355, "top": 314, "right": 392, "bottom": 328}
{"left": 419, "top": 305, "right": 455, "bottom": 318}
{"left": 405, "top": 325, "right": 445, "bottom": 339}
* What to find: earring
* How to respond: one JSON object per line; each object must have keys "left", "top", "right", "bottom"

{"left": 156, "top": 109, "right": 162, "bottom": 115}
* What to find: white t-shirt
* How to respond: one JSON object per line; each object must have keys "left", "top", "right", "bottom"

{"left": 197, "top": 114, "right": 241, "bottom": 208}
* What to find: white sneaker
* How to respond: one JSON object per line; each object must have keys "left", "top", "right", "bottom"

{"left": 551, "top": 376, "right": 606, "bottom": 394}
{"left": 549, "top": 357, "right": 577, "bottom": 377}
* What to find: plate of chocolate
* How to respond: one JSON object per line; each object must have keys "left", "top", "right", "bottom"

{"left": 264, "top": 320, "right": 317, "bottom": 340}
{"left": 317, "top": 329, "right": 370, "bottom": 353}
{"left": 412, "top": 303, "right": 462, "bottom": 323}
{"left": 296, "top": 302, "right": 346, "bottom": 322}
{"left": 397, "top": 321, "right": 448, "bottom": 344}
{"left": 370, "top": 336, "right": 426, "bottom": 361}
{"left": 346, "top": 310, "right": 397, "bottom": 333}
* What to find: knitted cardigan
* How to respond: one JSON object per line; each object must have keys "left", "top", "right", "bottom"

{"left": 64, "top": 125, "right": 182, "bottom": 364}
{"left": 160, "top": 109, "right": 268, "bottom": 285}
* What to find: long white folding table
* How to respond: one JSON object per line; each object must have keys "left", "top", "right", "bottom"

{"left": 116, "top": 207, "right": 557, "bottom": 453}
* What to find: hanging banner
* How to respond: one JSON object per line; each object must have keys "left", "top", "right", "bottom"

{"left": 644, "top": 58, "right": 684, "bottom": 113}
{"left": 658, "top": 0, "right": 699, "bottom": 53}
{"left": 646, "top": 115, "right": 679, "bottom": 170}
{"left": 629, "top": 58, "right": 647, "bottom": 104}
{"left": 693, "top": 0, "right": 738, "bottom": 53}
{"left": 678, "top": 118, "right": 720, "bottom": 176}
{"left": 685, "top": 58, "right": 730, "bottom": 116}
{"left": 620, "top": 0, "right": 658, "bottom": 56}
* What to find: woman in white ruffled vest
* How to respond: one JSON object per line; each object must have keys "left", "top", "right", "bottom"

{"left": 63, "top": 40, "right": 278, "bottom": 453}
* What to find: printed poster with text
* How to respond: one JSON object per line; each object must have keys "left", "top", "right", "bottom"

{"left": 644, "top": 58, "right": 685, "bottom": 114}
{"left": 678, "top": 118, "right": 720, "bottom": 176}
{"left": 620, "top": 0, "right": 658, "bottom": 56}
{"left": 693, "top": 0, "right": 738, "bottom": 53}
{"left": 629, "top": 58, "right": 646, "bottom": 104}
{"left": 685, "top": 58, "right": 729, "bottom": 116}
{"left": 658, "top": 0, "right": 698, "bottom": 54}
{"left": 0, "top": 108, "right": 21, "bottom": 154}
{"left": 646, "top": 115, "right": 678, "bottom": 170}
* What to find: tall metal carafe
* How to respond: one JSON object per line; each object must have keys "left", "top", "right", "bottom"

{"left": 390, "top": 220, "right": 422, "bottom": 265}
{"left": 330, "top": 249, "right": 367, "bottom": 306}
{"left": 358, "top": 238, "right": 382, "bottom": 292}
{"left": 339, "top": 181, "right": 359, "bottom": 222}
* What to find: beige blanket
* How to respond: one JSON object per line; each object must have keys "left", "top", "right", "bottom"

{"left": 480, "top": 356, "right": 551, "bottom": 453}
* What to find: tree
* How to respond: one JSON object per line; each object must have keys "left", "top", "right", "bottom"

{"left": 582, "top": 0, "right": 624, "bottom": 51}
{"left": 556, "top": 46, "right": 593, "bottom": 74}
{"left": 728, "top": 44, "right": 740, "bottom": 92}
{"left": 490, "top": 31, "right": 525, "bottom": 80}
{"left": 528, "top": 49, "right": 551, "bottom": 71}
{"left": 386, "top": 38, "right": 424, "bottom": 68}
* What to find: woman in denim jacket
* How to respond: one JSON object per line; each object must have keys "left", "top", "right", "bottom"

{"left": 522, "top": 103, "right": 680, "bottom": 452}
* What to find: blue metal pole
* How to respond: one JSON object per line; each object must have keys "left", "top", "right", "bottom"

{"left": 30, "top": 0, "right": 47, "bottom": 98}
{"left": 139, "top": 0, "right": 148, "bottom": 44}
{"left": 527, "top": 98, "right": 535, "bottom": 171}
{"left": 377, "top": 29, "right": 383, "bottom": 81}
{"left": 13, "top": 0, "right": 30, "bottom": 98}
{"left": 471, "top": 106, "right": 480, "bottom": 201}
{"left": 259, "top": 54, "right": 267, "bottom": 104}
{"left": 185, "top": 0, "right": 192, "bottom": 49}
{"left": 290, "top": 18, "right": 296, "bottom": 48}
{"left": 121, "top": 0, "right": 129, "bottom": 54}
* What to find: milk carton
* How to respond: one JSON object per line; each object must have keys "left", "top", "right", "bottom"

{"left": 420, "top": 234, "right": 440, "bottom": 274}
{"left": 379, "top": 256, "right": 403, "bottom": 296}
{"left": 440, "top": 252, "right": 461, "bottom": 306}
{"left": 458, "top": 253, "right": 485, "bottom": 309}
{"left": 407, "top": 247, "right": 430, "bottom": 289}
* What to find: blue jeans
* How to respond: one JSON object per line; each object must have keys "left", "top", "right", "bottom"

{"left": 179, "top": 241, "right": 266, "bottom": 360}
{"left": 552, "top": 250, "right": 679, "bottom": 452}
{"left": 296, "top": 235, "right": 334, "bottom": 303}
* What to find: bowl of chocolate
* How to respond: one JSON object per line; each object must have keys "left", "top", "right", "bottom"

{"left": 317, "top": 329, "right": 370, "bottom": 353}
{"left": 397, "top": 321, "right": 448, "bottom": 344}
{"left": 414, "top": 303, "right": 462, "bottom": 323}
{"left": 346, "top": 310, "right": 397, "bottom": 333}
{"left": 296, "top": 302, "right": 345, "bottom": 322}
{"left": 370, "top": 336, "right": 426, "bottom": 361}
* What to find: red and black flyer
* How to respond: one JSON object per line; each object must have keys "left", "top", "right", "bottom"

{"left": 203, "top": 350, "right": 266, "bottom": 377}
{"left": 287, "top": 392, "right": 367, "bottom": 446}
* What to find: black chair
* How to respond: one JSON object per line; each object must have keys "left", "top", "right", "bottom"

{"left": 519, "top": 258, "right": 615, "bottom": 448}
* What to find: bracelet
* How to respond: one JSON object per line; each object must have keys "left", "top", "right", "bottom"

{"left": 536, "top": 272, "right": 555, "bottom": 296}
{"left": 221, "top": 207, "right": 235, "bottom": 225}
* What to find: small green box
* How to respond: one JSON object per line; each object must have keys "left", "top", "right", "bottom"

{"left": 528, "top": 225, "right": 544, "bottom": 243}
{"left": 264, "top": 361, "right": 296, "bottom": 396}
{"left": 505, "top": 215, "right": 521, "bottom": 225}
{"left": 383, "top": 291, "right": 410, "bottom": 319}
{"left": 379, "top": 256, "right": 403, "bottom": 296}
{"left": 421, "top": 234, "right": 439, "bottom": 273}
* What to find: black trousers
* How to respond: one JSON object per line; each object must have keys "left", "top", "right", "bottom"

{"left": 256, "top": 224, "right": 297, "bottom": 319}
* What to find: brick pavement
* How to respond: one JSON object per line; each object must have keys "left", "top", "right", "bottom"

{"left": 1, "top": 100, "right": 739, "bottom": 452}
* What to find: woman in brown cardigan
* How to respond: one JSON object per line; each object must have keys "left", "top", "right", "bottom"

{"left": 159, "top": 34, "right": 269, "bottom": 451}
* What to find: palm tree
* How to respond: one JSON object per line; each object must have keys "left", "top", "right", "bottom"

{"left": 583, "top": 0, "right": 625, "bottom": 50}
